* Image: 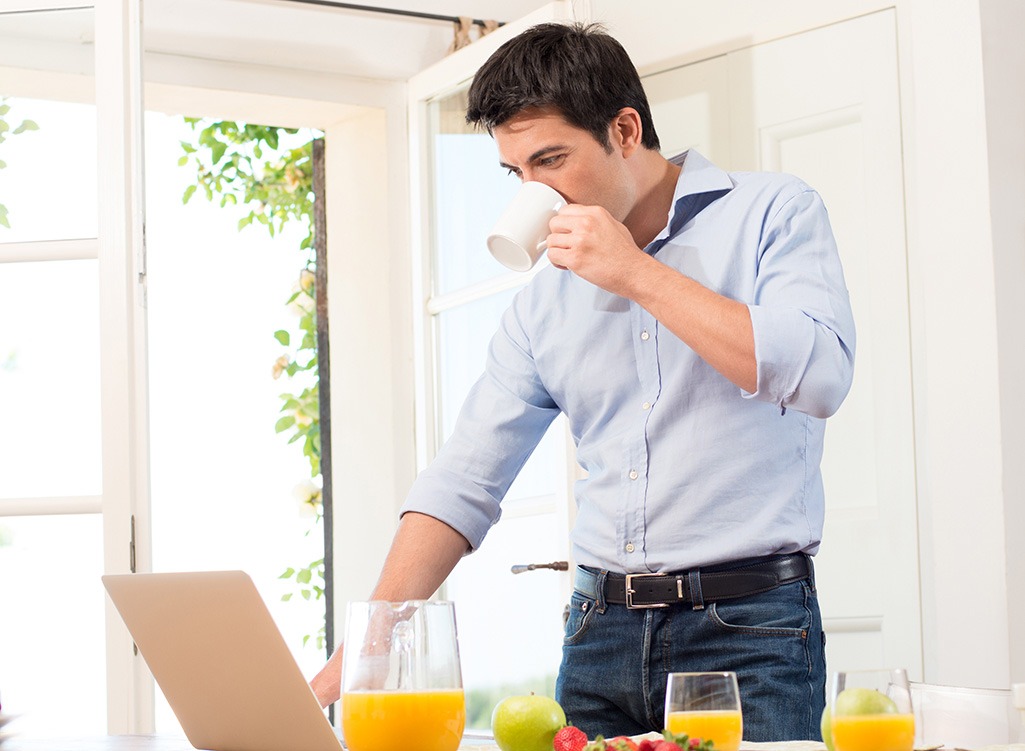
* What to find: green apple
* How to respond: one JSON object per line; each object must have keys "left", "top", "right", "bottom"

{"left": 820, "top": 705, "right": 834, "bottom": 751}
{"left": 491, "top": 694, "right": 567, "bottom": 751}
{"left": 834, "top": 687, "right": 899, "bottom": 716}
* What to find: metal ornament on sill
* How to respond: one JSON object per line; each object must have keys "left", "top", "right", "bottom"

{"left": 510, "top": 561, "right": 569, "bottom": 574}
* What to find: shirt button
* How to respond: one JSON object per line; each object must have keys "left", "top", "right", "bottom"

{"left": 629, "top": 469, "right": 639, "bottom": 480}
{"left": 625, "top": 542, "right": 635, "bottom": 553}
{"left": 640, "top": 330, "right": 650, "bottom": 341}
{"left": 642, "top": 401, "right": 651, "bottom": 410}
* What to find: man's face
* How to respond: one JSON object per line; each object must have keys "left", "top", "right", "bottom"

{"left": 493, "top": 106, "right": 634, "bottom": 222}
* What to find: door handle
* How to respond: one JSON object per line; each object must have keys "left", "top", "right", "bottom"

{"left": 510, "top": 561, "right": 569, "bottom": 574}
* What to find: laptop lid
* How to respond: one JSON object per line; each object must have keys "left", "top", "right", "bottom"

{"left": 102, "top": 570, "right": 341, "bottom": 751}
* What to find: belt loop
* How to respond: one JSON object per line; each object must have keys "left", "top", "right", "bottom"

{"left": 688, "top": 570, "right": 704, "bottom": 610}
{"left": 595, "top": 570, "right": 609, "bottom": 613}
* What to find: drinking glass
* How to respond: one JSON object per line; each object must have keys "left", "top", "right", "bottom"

{"left": 664, "top": 672, "right": 743, "bottom": 751}
{"left": 341, "top": 600, "right": 465, "bottom": 751}
{"left": 829, "top": 668, "right": 915, "bottom": 751}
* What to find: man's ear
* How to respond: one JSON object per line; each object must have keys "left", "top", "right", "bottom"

{"left": 610, "top": 107, "right": 643, "bottom": 157}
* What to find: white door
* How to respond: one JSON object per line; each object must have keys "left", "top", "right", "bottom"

{"left": 645, "top": 10, "right": 922, "bottom": 677}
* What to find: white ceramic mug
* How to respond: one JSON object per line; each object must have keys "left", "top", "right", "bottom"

{"left": 487, "top": 181, "right": 566, "bottom": 272}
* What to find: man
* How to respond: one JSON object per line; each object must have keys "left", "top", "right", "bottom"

{"left": 312, "top": 22, "right": 854, "bottom": 741}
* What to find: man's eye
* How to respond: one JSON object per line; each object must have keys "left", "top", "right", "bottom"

{"left": 505, "top": 167, "right": 521, "bottom": 178}
{"left": 538, "top": 154, "right": 565, "bottom": 168}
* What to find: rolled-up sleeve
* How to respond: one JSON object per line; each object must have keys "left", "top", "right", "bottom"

{"left": 399, "top": 294, "right": 560, "bottom": 550}
{"left": 744, "top": 188, "right": 856, "bottom": 418}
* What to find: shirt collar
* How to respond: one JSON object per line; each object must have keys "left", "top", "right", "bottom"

{"left": 646, "top": 149, "right": 734, "bottom": 254}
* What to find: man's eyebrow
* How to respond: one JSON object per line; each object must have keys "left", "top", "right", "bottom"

{"left": 499, "top": 145, "right": 567, "bottom": 170}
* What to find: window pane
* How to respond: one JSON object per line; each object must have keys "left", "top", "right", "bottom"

{"left": 0, "top": 97, "right": 98, "bottom": 244}
{"left": 0, "top": 259, "right": 101, "bottom": 499}
{"left": 0, "top": 8, "right": 97, "bottom": 245}
{"left": 445, "top": 511, "right": 564, "bottom": 730}
{"left": 429, "top": 88, "right": 520, "bottom": 295}
{"left": 436, "top": 291, "right": 557, "bottom": 503}
{"left": 0, "top": 514, "right": 105, "bottom": 737}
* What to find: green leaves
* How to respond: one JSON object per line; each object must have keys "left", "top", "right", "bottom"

{"left": 279, "top": 559, "right": 327, "bottom": 648}
{"left": 210, "top": 139, "right": 227, "bottom": 165}
{"left": 176, "top": 118, "right": 319, "bottom": 247}
{"left": 0, "top": 98, "right": 42, "bottom": 229}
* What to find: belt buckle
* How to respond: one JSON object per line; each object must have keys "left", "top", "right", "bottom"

{"left": 625, "top": 572, "right": 670, "bottom": 609}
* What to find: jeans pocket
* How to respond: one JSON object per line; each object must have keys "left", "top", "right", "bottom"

{"left": 706, "top": 581, "right": 813, "bottom": 638}
{"left": 563, "top": 591, "right": 597, "bottom": 644}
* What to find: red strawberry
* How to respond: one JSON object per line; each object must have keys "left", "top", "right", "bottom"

{"left": 554, "top": 725, "right": 589, "bottom": 751}
{"left": 606, "top": 737, "right": 640, "bottom": 751}
{"left": 637, "top": 741, "right": 660, "bottom": 751}
{"left": 654, "top": 729, "right": 714, "bottom": 751}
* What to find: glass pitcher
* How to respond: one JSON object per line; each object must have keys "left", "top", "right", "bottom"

{"left": 341, "top": 600, "right": 465, "bottom": 751}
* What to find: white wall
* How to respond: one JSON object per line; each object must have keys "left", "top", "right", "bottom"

{"left": 898, "top": 0, "right": 1011, "bottom": 688}
{"left": 589, "top": 0, "right": 890, "bottom": 74}
{"left": 324, "top": 105, "right": 416, "bottom": 619}
{"left": 979, "top": 0, "right": 1025, "bottom": 685}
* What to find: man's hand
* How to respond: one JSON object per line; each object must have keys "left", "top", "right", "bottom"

{"left": 310, "top": 645, "right": 343, "bottom": 707}
{"left": 545, "top": 204, "right": 648, "bottom": 295}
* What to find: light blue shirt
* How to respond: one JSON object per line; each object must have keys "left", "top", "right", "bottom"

{"left": 402, "top": 150, "right": 855, "bottom": 573}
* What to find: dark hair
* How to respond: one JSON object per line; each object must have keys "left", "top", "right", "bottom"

{"left": 465, "top": 22, "right": 661, "bottom": 152}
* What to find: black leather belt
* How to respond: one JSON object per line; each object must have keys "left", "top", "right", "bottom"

{"left": 575, "top": 554, "right": 812, "bottom": 609}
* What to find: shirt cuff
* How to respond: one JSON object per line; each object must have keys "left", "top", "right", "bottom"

{"left": 744, "top": 303, "right": 816, "bottom": 409}
{"left": 398, "top": 466, "right": 503, "bottom": 552}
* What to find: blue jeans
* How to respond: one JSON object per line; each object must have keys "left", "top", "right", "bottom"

{"left": 554, "top": 570, "right": 826, "bottom": 741}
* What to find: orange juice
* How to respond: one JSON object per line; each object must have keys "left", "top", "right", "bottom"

{"left": 342, "top": 689, "right": 465, "bottom": 751}
{"left": 831, "top": 713, "right": 915, "bottom": 751}
{"left": 665, "top": 710, "right": 743, "bottom": 751}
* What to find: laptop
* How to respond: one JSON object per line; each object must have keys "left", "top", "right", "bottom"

{"left": 102, "top": 570, "right": 343, "bottom": 751}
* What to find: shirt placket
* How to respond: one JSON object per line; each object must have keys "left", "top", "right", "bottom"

{"left": 620, "top": 302, "right": 662, "bottom": 569}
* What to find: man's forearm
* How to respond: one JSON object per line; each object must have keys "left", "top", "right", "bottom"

{"left": 310, "top": 512, "right": 470, "bottom": 707}
{"left": 629, "top": 254, "right": 757, "bottom": 393}
{"left": 368, "top": 511, "right": 471, "bottom": 601}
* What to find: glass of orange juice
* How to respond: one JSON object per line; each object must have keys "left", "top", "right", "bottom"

{"left": 341, "top": 600, "right": 465, "bottom": 751}
{"left": 829, "top": 669, "right": 915, "bottom": 751}
{"left": 664, "top": 672, "right": 743, "bottom": 751}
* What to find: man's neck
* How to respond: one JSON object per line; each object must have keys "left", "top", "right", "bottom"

{"left": 623, "top": 150, "right": 683, "bottom": 250}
